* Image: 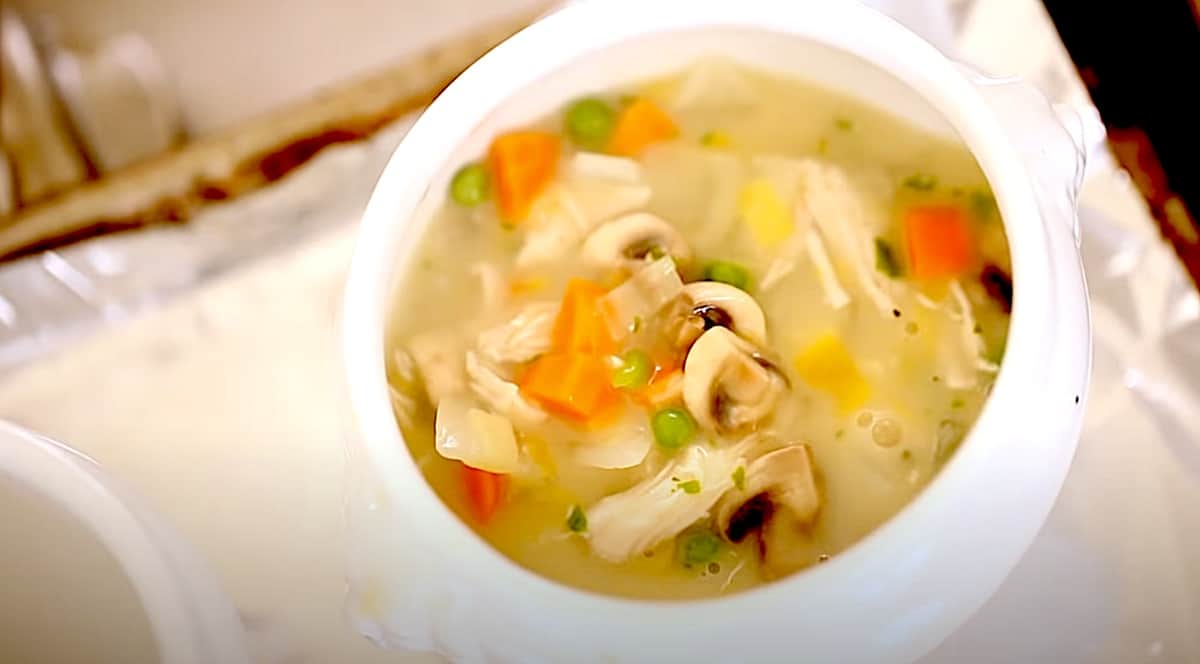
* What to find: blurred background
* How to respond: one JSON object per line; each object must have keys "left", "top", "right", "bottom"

{"left": 1, "top": 1, "right": 1198, "bottom": 662}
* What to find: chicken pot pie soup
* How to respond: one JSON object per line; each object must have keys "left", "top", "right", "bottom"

{"left": 385, "top": 59, "right": 1012, "bottom": 599}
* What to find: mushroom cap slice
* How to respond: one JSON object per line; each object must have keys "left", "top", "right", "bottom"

{"left": 682, "top": 327, "right": 787, "bottom": 433}
{"left": 681, "top": 281, "right": 768, "bottom": 347}
{"left": 715, "top": 444, "right": 820, "bottom": 542}
{"left": 580, "top": 212, "right": 692, "bottom": 272}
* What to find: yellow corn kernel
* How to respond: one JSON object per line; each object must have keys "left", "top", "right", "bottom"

{"left": 794, "top": 333, "right": 870, "bottom": 413}
{"left": 522, "top": 434, "right": 557, "bottom": 480}
{"left": 738, "top": 178, "right": 793, "bottom": 248}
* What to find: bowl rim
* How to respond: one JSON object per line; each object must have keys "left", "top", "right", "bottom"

{"left": 344, "top": 0, "right": 1067, "bottom": 629}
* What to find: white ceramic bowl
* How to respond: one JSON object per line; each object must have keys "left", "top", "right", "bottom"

{"left": 343, "top": 2, "right": 1091, "bottom": 661}
{"left": 0, "top": 421, "right": 250, "bottom": 664}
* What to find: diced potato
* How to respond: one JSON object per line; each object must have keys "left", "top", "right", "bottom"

{"left": 434, "top": 396, "right": 520, "bottom": 474}
{"left": 794, "top": 333, "right": 870, "bottom": 413}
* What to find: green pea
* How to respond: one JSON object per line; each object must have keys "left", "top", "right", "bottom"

{"left": 612, "top": 349, "right": 652, "bottom": 390}
{"left": 652, "top": 407, "right": 696, "bottom": 450}
{"left": 564, "top": 98, "right": 617, "bottom": 148}
{"left": 679, "top": 530, "right": 722, "bottom": 566}
{"left": 703, "top": 260, "right": 751, "bottom": 290}
{"left": 449, "top": 163, "right": 489, "bottom": 207}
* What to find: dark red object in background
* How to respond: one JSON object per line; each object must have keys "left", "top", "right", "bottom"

{"left": 1042, "top": 1, "right": 1200, "bottom": 286}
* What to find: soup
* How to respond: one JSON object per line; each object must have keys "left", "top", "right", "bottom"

{"left": 385, "top": 59, "right": 1011, "bottom": 599}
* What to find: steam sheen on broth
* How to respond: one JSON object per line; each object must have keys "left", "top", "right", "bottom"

{"left": 385, "top": 60, "right": 1011, "bottom": 599}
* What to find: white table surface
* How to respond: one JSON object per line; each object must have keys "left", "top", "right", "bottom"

{"left": 2, "top": 1, "right": 1198, "bottom": 662}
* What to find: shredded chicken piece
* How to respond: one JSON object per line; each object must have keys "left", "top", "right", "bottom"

{"left": 586, "top": 439, "right": 755, "bottom": 563}
{"left": 408, "top": 331, "right": 466, "bottom": 406}
{"left": 598, "top": 256, "right": 685, "bottom": 340}
{"left": 570, "top": 152, "right": 643, "bottom": 184}
{"left": 388, "top": 385, "right": 418, "bottom": 431}
{"left": 516, "top": 174, "right": 652, "bottom": 269}
{"left": 465, "top": 351, "right": 547, "bottom": 428}
{"left": 476, "top": 302, "right": 557, "bottom": 365}
{"left": 672, "top": 58, "right": 757, "bottom": 111}
{"left": 471, "top": 262, "right": 507, "bottom": 313}
{"left": 515, "top": 185, "right": 589, "bottom": 269}
{"left": 388, "top": 348, "right": 420, "bottom": 430}
{"left": 759, "top": 217, "right": 810, "bottom": 292}
{"left": 949, "top": 280, "right": 1000, "bottom": 377}
{"left": 792, "top": 159, "right": 899, "bottom": 316}
{"left": 805, "top": 230, "right": 851, "bottom": 310}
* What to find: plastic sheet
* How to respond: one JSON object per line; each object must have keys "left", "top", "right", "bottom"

{"left": 0, "top": 119, "right": 411, "bottom": 373}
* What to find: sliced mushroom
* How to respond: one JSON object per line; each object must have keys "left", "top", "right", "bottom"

{"left": 580, "top": 212, "right": 691, "bottom": 272}
{"left": 675, "top": 281, "right": 768, "bottom": 349}
{"left": 715, "top": 444, "right": 820, "bottom": 543}
{"left": 682, "top": 327, "right": 787, "bottom": 433}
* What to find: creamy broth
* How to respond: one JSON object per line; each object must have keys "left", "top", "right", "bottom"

{"left": 385, "top": 60, "right": 1010, "bottom": 599}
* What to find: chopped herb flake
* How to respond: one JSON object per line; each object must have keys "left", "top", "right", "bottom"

{"left": 834, "top": 116, "right": 854, "bottom": 131}
{"left": 566, "top": 505, "right": 587, "bottom": 533}
{"left": 875, "top": 237, "right": 903, "bottom": 278}
{"left": 951, "top": 398, "right": 965, "bottom": 409}
{"left": 970, "top": 190, "right": 998, "bottom": 220}
{"left": 701, "top": 130, "right": 732, "bottom": 148}
{"left": 986, "top": 341, "right": 1007, "bottom": 365}
{"left": 676, "top": 479, "right": 702, "bottom": 494}
{"left": 902, "top": 173, "right": 938, "bottom": 191}
{"left": 679, "top": 531, "right": 722, "bottom": 566}
{"left": 732, "top": 466, "right": 746, "bottom": 491}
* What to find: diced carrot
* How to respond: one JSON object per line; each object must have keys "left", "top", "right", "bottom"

{"left": 633, "top": 367, "right": 684, "bottom": 408}
{"left": 462, "top": 464, "right": 507, "bottom": 523}
{"left": 904, "top": 205, "right": 974, "bottom": 280}
{"left": 607, "top": 98, "right": 678, "bottom": 157}
{"left": 551, "top": 279, "right": 615, "bottom": 354}
{"left": 487, "top": 131, "right": 560, "bottom": 223}
{"left": 519, "top": 352, "right": 620, "bottom": 425}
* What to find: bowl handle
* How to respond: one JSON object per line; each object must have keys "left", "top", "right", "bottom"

{"left": 960, "top": 67, "right": 1104, "bottom": 246}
